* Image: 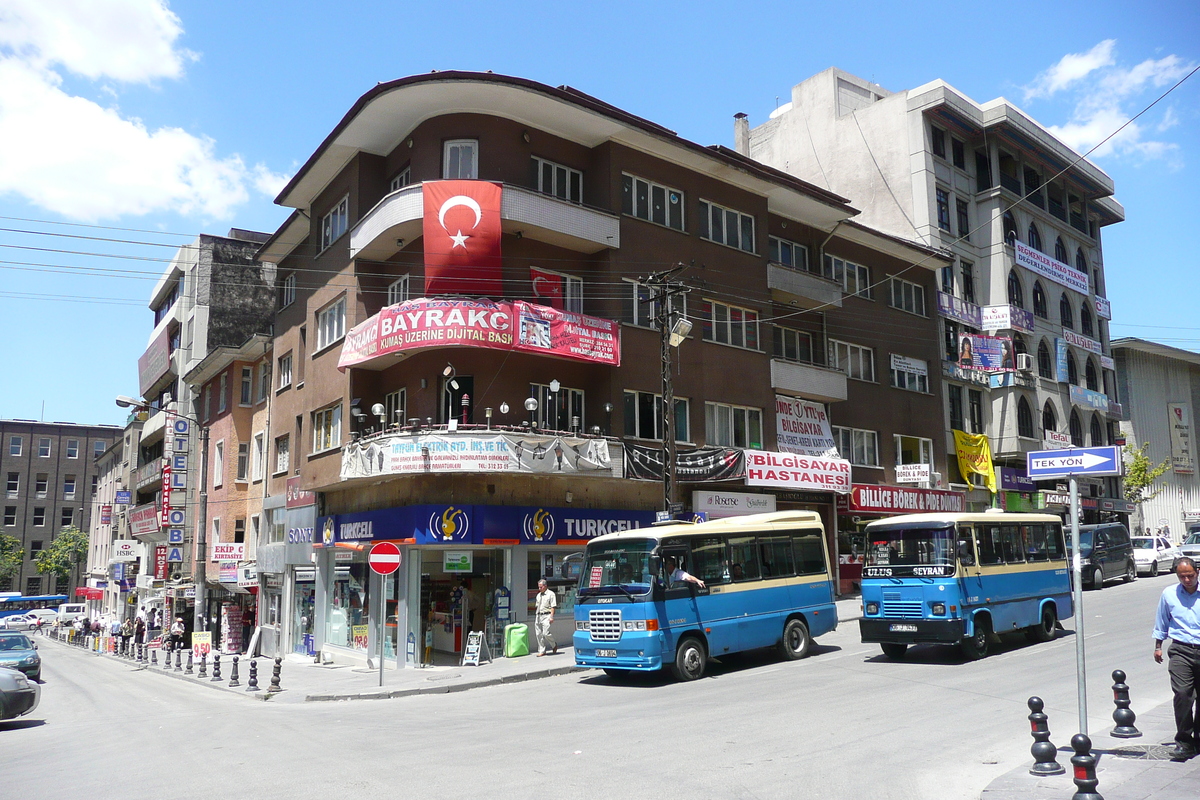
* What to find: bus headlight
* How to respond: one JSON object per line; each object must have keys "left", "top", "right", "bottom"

{"left": 621, "top": 620, "right": 659, "bottom": 631}
{"left": 865, "top": 602, "right": 879, "bottom": 615}
{"left": 575, "top": 621, "right": 590, "bottom": 631}
{"left": 931, "top": 602, "right": 946, "bottom": 616}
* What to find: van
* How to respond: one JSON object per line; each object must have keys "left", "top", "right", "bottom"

{"left": 56, "top": 603, "right": 87, "bottom": 623}
{"left": 1076, "top": 523, "right": 1136, "bottom": 589}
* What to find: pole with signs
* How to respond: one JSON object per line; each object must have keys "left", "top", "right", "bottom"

{"left": 368, "top": 542, "right": 402, "bottom": 687}
{"left": 1026, "top": 445, "right": 1122, "bottom": 737}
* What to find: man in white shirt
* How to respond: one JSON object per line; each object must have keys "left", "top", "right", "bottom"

{"left": 534, "top": 579, "right": 557, "bottom": 656}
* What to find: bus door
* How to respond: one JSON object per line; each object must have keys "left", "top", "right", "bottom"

{"left": 957, "top": 525, "right": 985, "bottom": 610}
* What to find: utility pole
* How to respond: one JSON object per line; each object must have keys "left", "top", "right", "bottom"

{"left": 642, "top": 264, "right": 691, "bottom": 514}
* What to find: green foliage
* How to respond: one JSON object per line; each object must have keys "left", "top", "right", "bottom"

{"left": 1123, "top": 442, "right": 1170, "bottom": 505}
{"left": 33, "top": 526, "right": 90, "bottom": 581}
{"left": 0, "top": 532, "right": 21, "bottom": 582}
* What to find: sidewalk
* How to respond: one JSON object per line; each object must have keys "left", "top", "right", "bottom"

{"left": 981, "top": 701, "right": 1200, "bottom": 800}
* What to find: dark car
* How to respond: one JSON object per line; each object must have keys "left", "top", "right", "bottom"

{"left": 0, "top": 631, "right": 41, "bottom": 681}
{"left": 0, "top": 666, "right": 40, "bottom": 721}
{"left": 1074, "top": 523, "right": 1136, "bottom": 589}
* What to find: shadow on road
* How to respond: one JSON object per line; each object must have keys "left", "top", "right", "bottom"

{"left": 860, "top": 628, "right": 1077, "bottom": 665}
{"left": 0, "top": 718, "right": 46, "bottom": 731}
{"left": 575, "top": 642, "right": 845, "bottom": 688}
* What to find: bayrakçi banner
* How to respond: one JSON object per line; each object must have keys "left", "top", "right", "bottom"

{"left": 337, "top": 297, "right": 621, "bottom": 370}
{"left": 951, "top": 429, "right": 996, "bottom": 493}
{"left": 623, "top": 444, "right": 745, "bottom": 483}
{"left": 340, "top": 433, "right": 613, "bottom": 480}
{"left": 423, "top": 180, "right": 503, "bottom": 297}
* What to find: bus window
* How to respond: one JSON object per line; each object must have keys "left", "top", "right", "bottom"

{"left": 728, "top": 536, "right": 761, "bottom": 581}
{"left": 1047, "top": 524, "right": 1066, "bottom": 560}
{"left": 1024, "top": 524, "right": 1048, "bottom": 561}
{"left": 1000, "top": 524, "right": 1026, "bottom": 563}
{"left": 689, "top": 537, "right": 730, "bottom": 585}
{"left": 793, "top": 529, "right": 827, "bottom": 575}
{"left": 758, "top": 535, "right": 795, "bottom": 578}
{"left": 956, "top": 525, "right": 976, "bottom": 567}
{"left": 977, "top": 526, "right": 1003, "bottom": 565}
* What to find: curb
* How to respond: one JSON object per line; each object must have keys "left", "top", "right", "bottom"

{"left": 303, "top": 665, "right": 585, "bottom": 702}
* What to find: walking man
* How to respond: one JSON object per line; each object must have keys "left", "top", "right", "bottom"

{"left": 534, "top": 578, "right": 557, "bottom": 657}
{"left": 1153, "top": 556, "right": 1200, "bottom": 761}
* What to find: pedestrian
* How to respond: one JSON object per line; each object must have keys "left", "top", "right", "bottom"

{"left": 133, "top": 614, "right": 146, "bottom": 646}
{"left": 169, "top": 617, "right": 186, "bottom": 652}
{"left": 120, "top": 618, "right": 133, "bottom": 654}
{"left": 533, "top": 578, "right": 557, "bottom": 657}
{"left": 1153, "top": 556, "right": 1200, "bottom": 761}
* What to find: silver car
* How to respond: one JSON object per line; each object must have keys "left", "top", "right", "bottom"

{"left": 0, "top": 666, "right": 40, "bottom": 721}
{"left": 1131, "top": 535, "right": 1182, "bottom": 575}
{"left": 1181, "top": 532, "right": 1200, "bottom": 562}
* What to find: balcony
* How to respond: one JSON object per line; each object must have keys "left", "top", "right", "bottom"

{"left": 133, "top": 457, "right": 165, "bottom": 491}
{"left": 1024, "top": 191, "right": 1044, "bottom": 210}
{"left": 1048, "top": 199, "right": 1067, "bottom": 222}
{"left": 770, "top": 359, "right": 848, "bottom": 404}
{"left": 999, "top": 173, "right": 1022, "bottom": 195}
{"left": 767, "top": 264, "right": 843, "bottom": 309}
{"left": 1070, "top": 213, "right": 1089, "bottom": 236}
{"left": 350, "top": 183, "right": 621, "bottom": 262}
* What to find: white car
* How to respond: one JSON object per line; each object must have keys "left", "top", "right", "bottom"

{"left": 1181, "top": 532, "right": 1200, "bottom": 562}
{"left": 0, "top": 614, "right": 40, "bottom": 632}
{"left": 1131, "top": 535, "right": 1182, "bottom": 575}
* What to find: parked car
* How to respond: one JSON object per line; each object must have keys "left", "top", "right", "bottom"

{"left": 0, "top": 631, "right": 40, "bottom": 681}
{"left": 1074, "top": 523, "right": 1136, "bottom": 589}
{"left": 0, "top": 666, "right": 40, "bottom": 721}
{"left": 0, "top": 614, "right": 40, "bottom": 632}
{"left": 1181, "top": 532, "right": 1200, "bottom": 561}
{"left": 1132, "top": 535, "right": 1182, "bottom": 576}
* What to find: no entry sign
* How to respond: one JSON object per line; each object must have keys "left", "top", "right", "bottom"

{"left": 368, "top": 541, "right": 402, "bottom": 575}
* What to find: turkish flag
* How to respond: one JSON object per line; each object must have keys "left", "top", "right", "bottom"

{"left": 423, "top": 180, "right": 503, "bottom": 296}
{"left": 530, "top": 267, "right": 563, "bottom": 309}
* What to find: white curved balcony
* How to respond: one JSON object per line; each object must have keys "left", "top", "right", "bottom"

{"left": 770, "top": 359, "right": 848, "bottom": 404}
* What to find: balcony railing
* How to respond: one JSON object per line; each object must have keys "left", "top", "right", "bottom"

{"left": 1071, "top": 214, "right": 1089, "bottom": 236}
{"left": 133, "top": 457, "right": 165, "bottom": 491}
{"left": 767, "top": 263, "right": 843, "bottom": 309}
{"left": 999, "top": 173, "right": 1022, "bottom": 195}
{"left": 1048, "top": 199, "right": 1067, "bottom": 221}
{"left": 770, "top": 359, "right": 848, "bottom": 404}
{"left": 1025, "top": 191, "right": 1044, "bottom": 209}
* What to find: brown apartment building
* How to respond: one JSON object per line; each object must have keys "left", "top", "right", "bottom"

{"left": 254, "top": 72, "right": 951, "bottom": 665}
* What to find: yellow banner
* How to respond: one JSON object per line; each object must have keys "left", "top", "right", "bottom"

{"left": 952, "top": 430, "right": 996, "bottom": 493}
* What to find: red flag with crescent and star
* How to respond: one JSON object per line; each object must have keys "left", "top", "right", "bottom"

{"left": 530, "top": 266, "right": 563, "bottom": 309}
{"left": 423, "top": 180, "right": 504, "bottom": 296}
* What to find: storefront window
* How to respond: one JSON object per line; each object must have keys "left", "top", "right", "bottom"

{"left": 327, "top": 556, "right": 371, "bottom": 651}
{"left": 292, "top": 572, "right": 315, "bottom": 655}
{"left": 527, "top": 549, "right": 583, "bottom": 615}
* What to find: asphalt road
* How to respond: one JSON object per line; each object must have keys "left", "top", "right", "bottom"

{"left": 0, "top": 571, "right": 1180, "bottom": 800}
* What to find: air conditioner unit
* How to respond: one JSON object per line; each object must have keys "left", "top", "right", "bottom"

{"left": 1016, "top": 353, "right": 1034, "bottom": 372}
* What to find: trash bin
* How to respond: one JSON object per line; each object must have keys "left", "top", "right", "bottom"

{"left": 504, "top": 623, "right": 529, "bottom": 657}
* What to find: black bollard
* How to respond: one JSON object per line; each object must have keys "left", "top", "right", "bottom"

{"left": 198, "top": 653, "right": 207, "bottom": 679}
{"left": 1027, "top": 697, "right": 1066, "bottom": 775}
{"left": 185, "top": 650, "right": 194, "bottom": 675}
{"left": 229, "top": 656, "right": 240, "bottom": 688}
{"left": 246, "top": 659, "right": 260, "bottom": 692}
{"left": 150, "top": 647, "right": 158, "bottom": 665}
{"left": 1110, "top": 670, "right": 1141, "bottom": 738}
{"left": 267, "top": 656, "right": 283, "bottom": 693}
{"left": 210, "top": 653, "right": 222, "bottom": 682}
{"left": 138, "top": 643, "right": 144, "bottom": 663}
{"left": 1070, "top": 733, "right": 1103, "bottom": 800}
{"left": 174, "top": 648, "right": 183, "bottom": 672}
{"left": 164, "top": 645, "right": 172, "bottom": 669}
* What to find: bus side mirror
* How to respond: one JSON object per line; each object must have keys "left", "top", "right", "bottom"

{"left": 957, "top": 541, "right": 975, "bottom": 567}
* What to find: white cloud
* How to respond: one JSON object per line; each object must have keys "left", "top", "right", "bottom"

{"left": 1023, "top": 40, "right": 1115, "bottom": 101}
{"left": 252, "top": 165, "right": 292, "bottom": 199}
{"left": 1157, "top": 106, "right": 1179, "bottom": 133}
{"left": 0, "top": 1, "right": 281, "bottom": 222}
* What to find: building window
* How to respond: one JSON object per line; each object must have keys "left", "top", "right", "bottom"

{"left": 33, "top": 507, "right": 45, "bottom": 527}
{"left": 63, "top": 475, "right": 76, "bottom": 499}
{"left": 1037, "top": 340, "right": 1053, "bottom": 378}
{"left": 931, "top": 126, "right": 946, "bottom": 158}
{"left": 890, "top": 355, "right": 929, "bottom": 393}
{"left": 389, "top": 166, "right": 411, "bottom": 192}
{"left": 384, "top": 388, "right": 406, "bottom": 430}
{"left": 313, "top": 405, "right": 343, "bottom": 453}
{"left": 250, "top": 434, "right": 264, "bottom": 482}
{"left": 951, "top": 138, "right": 966, "bottom": 169}
{"left": 274, "top": 435, "right": 290, "bottom": 475}
{"left": 60, "top": 507, "right": 74, "bottom": 529}
{"left": 940, "top": 265, "right": 955, "bottom": 294}
{"left": 212, "top": 518, "right": 220, "bottom": 548}
{"left": 202, "top": 385, "right": 211, "bottom": 421}
{"left": 698, "top": 300, "right": 759, "bottom": 350}
{"left": 621, "top": 174, "right": 684, "bottom": 231}
{"left": 257, "top": 363, "right": 271, "bottom": 403}
{"left": 5, "top": 473, "right": 17, "bottom": 498}
{"left": 1042, "top": 402, "right": 1057, "bottom": 435}
{"left": 699, "top": 200, "right": 756, "bottom": 253}
{"left": 1032, "top": 282, "right": 1048, "bottom": 318}
{"left": 621, "top": 280, "right": 684, "bottom": 328}
{"left": 531, "top": 268, "right": 583, "bottom": 313}
{"left": 1053, "top": 238, "right": 1067, "bottom": 263}
{"left": 1017, "top": 396, "right": 1035, "bottom": 438}
{"left": 443, "top": 139, "right": 477, "bottom": 179}
{"left": 1028, "top": 223, "right": 1043, "bottom": 252}
{"left": 833, "top": 426, "right": 880, "bottom": 467}
{"left": 894, "top": 435, "right": 934, "bottom": 468}
{"left": 38, "top": 438, "right": 51, "bottom": 458}
{"left": 889, "top": 277, "right": 926, "bottom": 316}
{"left": 93, "top": 440, "right": 105, "bottom": 459}
{"left": 968, "top": 388, "right": 983, "bottom": 434}
{"left": 25, "top": 577, "right": 40, "bottom": 596}
{"left": 66, "top": 439, "right": 79, "bottom": 459}
{"left": 1066, "top": 351, "right": 1078, "bottom": 386}
{"left": 1003, "top": 212, "right": 1018, "bottom": 247}
{"left": 281, "top": 273, "right": 296, "bottom": 308}
{"left": 387, "top": 275, "right": 410, "bottom": 307}
{"left": 1090, "top": 414, "right": 1104, "bottom": 446}
{"left": 1059, "top": 294, "right": 1073, "bottom": 330}
{"left": 1007, "top": 270, "right": 1024, "bottom": 309}
{"left": 90, "top": 475, "right": 98, "bottom": 496}
{"left": 240, "top": 366, "right": 253, "bottom": 405}
{"left": 959, "top": 260, "right": 975, "bottom": 304}
{"left": 705, "top": 402, "right": 763, "bottom": 449}
{"left": 772, "top": 326, "right": 813, "bottom": 363}
{"left": 213, "top": 441, "right": 224, "bottom": 488}
{"left": 935, "top": 188, "right": 951, "bottom": 231}
{"left": 316, "top": 296, "right": 346, "bottom": 350}
{"left": 823, "top": 255, "right": 871, "bottom": 298}
{"left": 531, "top": 383, "right": 584, "bottom": 431}
{"left": 2, "top": 507, "right": 14, "bottom": 526}
{"left": 1069, "top": 411, "right": 1084, "bottom": 447}
{"left": 623, "top": 391, "right": 689, "bottom": 443}
{"left": 768, "top": 236, "right": 810, "bottom": 271}
{"left": 1081, "top": 305, "right": 1094, "bottom": 338}
{"left": 320, "top": 195, "right": 349, "bottom": 251}
{"left": 218, "top": 372, "right": 228, "bottom": 413}
{"left": 8, "top": 436, "right": 22, "bottom": 457}
{"left": 278, "top": 353, "right": 293, "bottom": 390}
{"left": 1085, "top": 358, "right": 1099, "bottom": 391}
{"left": 828, "top": 339, "right": 875, "bottom": 382}
{"left": 236, "top": 443, "right": 249, "bottom": 482}
{"left": 34, "top": 474, "right": 48, "bottom": 498}
{"left": 532, "top": 156, "right": 582, "bottom": 203}
{"left": 956, "top": 199, "right": 970, "bottom": 241}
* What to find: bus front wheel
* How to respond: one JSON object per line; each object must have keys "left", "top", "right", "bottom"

{"left": 880, "top": 643, "right": 908, "bottom": 660}
{"left": 961, "top": 619, "right": 991, "bottom": 660}
{"left": 780, "top": 618, "right": 811, "bottom": 660}
{"left": 672, "top": 637, "right": 707, "bottom": 681}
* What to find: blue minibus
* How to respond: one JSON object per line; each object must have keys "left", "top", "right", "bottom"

{"left": 858, "top": 511, "right": 1072, "bottom": 660}
{"left": 573, "top": 511, "right": 838, "bottom": 680}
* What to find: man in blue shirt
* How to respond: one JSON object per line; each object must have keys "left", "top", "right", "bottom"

{"left": 1154, "top": 557, "right": 1200, "bottom": 761}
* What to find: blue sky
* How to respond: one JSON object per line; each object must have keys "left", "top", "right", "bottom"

{"left": 0, "top": 0, "right": 1196, "bottom": 426}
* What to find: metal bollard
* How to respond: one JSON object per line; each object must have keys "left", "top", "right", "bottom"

{"left": 267, "top": 656, "right": 283, "bottom": 693}
{"left": 138, "top": 643, "right": 145, "bottom": 663}
{"left": 246, "top": 659, "right": 260, "bottom": 692}
{"left": 210, "top": 653, "right": 222, "bottom": 682}
{"left": 229, "top": 656, "right": 240, "bottom": 688}
{"left": 185, "top": 651, "right": 194, "bottom": 675}
{"left": 164, "top": 645, "right": 172, "bottom": 669}
{"left": 174, "top": 648, "right": 183, "bottom": 672}
{"left": 1070, "top": 733, "right": 1103, "bottom": 800}
{"left": 197, "top": 653, "right": 207, "bottom": 679}
{"left": 1027, "top": 697, "right": 1065, "bottom": 775}
{"left": 150, "top": 647, "right": 158, "bottom": 665}
{"left": 1109, "top": 670, "right": 1141, "bottom": 738}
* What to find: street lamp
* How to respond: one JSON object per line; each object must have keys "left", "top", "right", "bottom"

{"left": 549, "top": 379, "right": 561, "bottom": 431}
{"left": 524, "top": 397, "right": 539, "bottom": 429}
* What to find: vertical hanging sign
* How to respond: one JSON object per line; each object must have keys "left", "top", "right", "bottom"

{"left": 423, "top": 180, "right": 504, "bottom": 297}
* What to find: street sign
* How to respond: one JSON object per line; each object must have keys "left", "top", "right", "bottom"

{"left": 368, "top": 541, "right": 402, "bottom": 575}
{"left": 1026, "top": 446, "right": 1122, "bottom": 480}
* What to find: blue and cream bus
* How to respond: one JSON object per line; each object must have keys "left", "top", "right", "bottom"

{"left": 573, "top": 511, "right": 837, "bottom": 681}
{"left": 0, "top": 593, "right": 69, "bottom": 621}
{"left": 858, "top": 511, "right": 1072, "bottom": 660}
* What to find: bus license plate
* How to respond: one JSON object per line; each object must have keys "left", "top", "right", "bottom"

{"left": 596, "top": 649, "right": 617, "bottom": 658}
{"left": 889, "top": 624, "right": 918, "bottom": 633}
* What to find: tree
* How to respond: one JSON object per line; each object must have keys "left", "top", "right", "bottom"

{"left": 0, "top": 532, "right": 21, "bottom": 586}
{"left": 1123, "top": 442, "right": 1170, "bottom": 506}
{"left": 34, "top": 526, "right": 90, "bottom": 590}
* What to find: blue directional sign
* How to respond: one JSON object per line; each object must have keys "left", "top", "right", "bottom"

{"left": 1026, "top": 446, "right": 1122, "bottom": 480}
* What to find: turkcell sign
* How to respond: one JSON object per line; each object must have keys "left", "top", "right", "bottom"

{"left": 1027, "top": 446, "right": 1122, "bottom": 480}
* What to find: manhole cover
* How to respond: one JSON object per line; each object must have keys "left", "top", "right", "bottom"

{"left": 426, "top": 672, "right": 462, "bottom": 682}
{"left": 1107, "top": 744, "right": 1177, "bottom": 761}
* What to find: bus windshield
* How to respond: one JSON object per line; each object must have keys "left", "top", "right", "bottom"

{"left": 863, "top": 524, "right": 956, "bottom": 577}
{"left": 578, "top": 539, "right": 656, "bottom": 597}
